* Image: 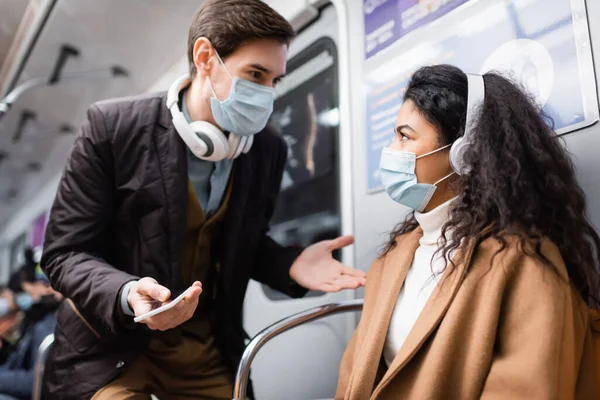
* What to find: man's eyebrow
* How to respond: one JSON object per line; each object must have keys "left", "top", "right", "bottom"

{"left": 248, "top": 63, "right": 286, "bottom": 79}
{"left": 249, "top": 64, "right": 271, "bottom": 74}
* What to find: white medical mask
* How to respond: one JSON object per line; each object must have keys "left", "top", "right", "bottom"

{"left": 207, "top": 52, "right": 275, "bottom": 136}
{"left": 379, "top": 144, "right": 454, "bottom": 212}
{"left": 15, "top": 292, "right": 34, "bottom": 311}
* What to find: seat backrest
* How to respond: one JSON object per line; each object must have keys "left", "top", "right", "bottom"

{"left": 32, "top": 334, "right": 55, "bottom": 400}
{"left": 233, "top": 299, "right": 363, "bottom": 400}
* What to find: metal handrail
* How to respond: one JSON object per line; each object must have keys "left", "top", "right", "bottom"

{"left": 32, "top": 333, "right": 54, "bottom": 400}
{"left": 232, "top": 298, "right": 364, "bottom": 400}
{"left": 0, "top": 67, "right": 127, "bottom": 120}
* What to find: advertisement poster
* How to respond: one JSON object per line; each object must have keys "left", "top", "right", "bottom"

{"left": 363, "top": 0, "right": 469, "bottom": 59}
{"left": 31, "top": 212, "right": 47, "bottom": 248}
{"left": 365, "top": 0, "right": 595, "bottom": 192}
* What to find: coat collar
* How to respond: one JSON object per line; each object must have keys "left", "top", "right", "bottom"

{"left": 350, "top": 228, "right": 478, "bottom": 399}
{"left": 158, "top": 91, "right": 174, "bottom": 129}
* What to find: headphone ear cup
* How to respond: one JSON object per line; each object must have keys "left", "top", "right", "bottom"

{"left": 207, "top": 130, "right": 229, "bottom": 162}
{"left": 227, "top": 134, "right": 243, "bottom": 159}
{"left": 234, "top": 136, "right": 247, "bottom": 159}
{"left": 188, "top": 121, "right": 229, "bottom": 162}
{"left": 171, "top": 109, "right": 210, "bottom": 158}
{"left": 242, "top": 135, "right": 253, "bottom": 154}
{"left": 449, "top": 137, "right": 468, "bottom": 175}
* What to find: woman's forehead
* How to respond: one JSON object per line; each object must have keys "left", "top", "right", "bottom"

{"left": 396, "top": 100, "right": 438, "bottom": 138}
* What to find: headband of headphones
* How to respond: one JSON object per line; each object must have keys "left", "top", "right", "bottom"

{"left": 167, "top": 75, "right": 210, "bottom": 157}
{"left": 166, "top": 74, "right": 189, "bottom": 110}
{"left": 449, "top": 73, "right": 486, "bottom": 175}
{"left": 464, "top": 73, "right": 486, "bottom": 143}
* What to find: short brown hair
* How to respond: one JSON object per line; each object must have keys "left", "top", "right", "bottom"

{"left": 188, "top": 0, "right": 295, "bottom": 77}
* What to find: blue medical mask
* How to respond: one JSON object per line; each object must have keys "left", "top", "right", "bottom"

{"left": 379, "top": 144, "right": 454, "bottom": 212}
{"left": 15, "top": 292, "right": 34, "bottom": 311}
{"left": 0, "top": 299, "right": 11, "bottom": 318}
{"left": 207, "top": 52, "right": 275, "bottom": 136}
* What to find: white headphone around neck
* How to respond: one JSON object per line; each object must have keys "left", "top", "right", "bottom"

{"left": 166, "top": 74, "right": 253, "bottom": 162}
{"left": 449, "top": 73, "right": 486, "bottom": 175}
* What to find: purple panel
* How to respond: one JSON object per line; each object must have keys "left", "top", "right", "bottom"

{"left": 31, "top": 212, "right": 47, "bottom": 248}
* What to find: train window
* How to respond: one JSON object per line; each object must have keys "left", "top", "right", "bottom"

{"left": 262, "top": 37, "right": 340, "bottom": 301}
{"left": 363, "top": 0, "right": 598, "bottom": 193}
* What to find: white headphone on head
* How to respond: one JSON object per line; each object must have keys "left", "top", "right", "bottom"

{"left": 166, "top": 74, "right": 253, "bottom": 162}
{"left": 449, "top": 73, "right": 486, "bottom": 175}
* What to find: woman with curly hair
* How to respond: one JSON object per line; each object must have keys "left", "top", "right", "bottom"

{"left": 336, "top": 64, "right": 600, "bottom": 399}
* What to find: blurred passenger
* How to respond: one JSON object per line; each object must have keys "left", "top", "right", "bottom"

{"left": 0, "top": 271, "right": 30, "bottom": 354}
{"left": 0, "top": 286, "right": 21, "bottom": 364}
{"left": 41, "top": 0, "right": 366, "bottom": 399}
{"left": 336, "top": 65, "right": 600, "bottom": 399}
{"left": 0, "top": 267, "right": 59, "bottom": 400}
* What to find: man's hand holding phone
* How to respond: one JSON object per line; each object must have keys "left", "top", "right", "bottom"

{"left": 127, "top": 277, "right": 202, "bottom": 331}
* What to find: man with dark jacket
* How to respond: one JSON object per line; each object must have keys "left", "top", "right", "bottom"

{"left": 41, "top": 1, "right": 366, "bottom": 399}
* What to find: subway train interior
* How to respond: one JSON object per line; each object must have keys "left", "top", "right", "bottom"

{"left": 0, "top": 0, "right": 599, "bottom": 399}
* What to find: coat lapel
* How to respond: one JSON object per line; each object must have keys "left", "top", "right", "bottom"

{"left": 218, "top": 148, "right": 256, "bottom": 298}
{"left": 223, "top": 152, "right": 256, "bottom": 238}
{"left": 155, "top": 93, "right": 188, "bottom": 289}
{"left": 346, "top": 229, "right": 422, "bottom": 400}
{"left": 371, "top": 239, "right": 478, "bottom": 398}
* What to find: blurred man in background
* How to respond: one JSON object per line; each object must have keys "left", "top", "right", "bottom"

{"left": 0, "top": 247, "right": 43, "bottom": 363}
{"left": 0, "top": 286, "right": 22, "bottom": 364}
{"left": 0, "top": 264, "right": 59, "bottom": 400}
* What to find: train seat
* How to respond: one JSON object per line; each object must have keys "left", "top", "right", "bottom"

{"left": 32, "top": 299, "right": 363, "bottom": 400}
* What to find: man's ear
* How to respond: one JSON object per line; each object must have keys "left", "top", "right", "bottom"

{"left": 193, "top": 37, "right": 214, "bottom": 77}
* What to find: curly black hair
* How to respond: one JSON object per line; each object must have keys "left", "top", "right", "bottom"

{"left": 383, "top": 64, "right": 600, "bottom": 307}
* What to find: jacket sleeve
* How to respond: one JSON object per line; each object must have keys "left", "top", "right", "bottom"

{"left": 41, "top": 104, "right": 138, "bottom": 335}
{"left": 0, "top": 367, "right": 33, "bottom": 398}
{"left": 251, "top": 137, "right": 307, "bottom": 298}
{"left": 481, "top": 252, "right": 594, "bottom": 399}
{"left": 0, "top": 342, "right": 30, "bottom": 395}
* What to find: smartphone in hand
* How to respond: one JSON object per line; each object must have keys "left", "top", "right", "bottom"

{"left": 133, "top": 286, "right": 194, "bottom": 323}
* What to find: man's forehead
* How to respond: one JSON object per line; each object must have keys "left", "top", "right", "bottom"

{"left": 227, "top": 40, "right": 287, "bottom": 73}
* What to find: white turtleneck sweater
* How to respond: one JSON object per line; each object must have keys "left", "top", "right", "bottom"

{"left": 383, "top": 197, "right": 456, "bottom": 366}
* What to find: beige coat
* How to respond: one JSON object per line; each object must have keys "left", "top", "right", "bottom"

{"left": 336, "top": 228, "right": 599, "bottom": 399}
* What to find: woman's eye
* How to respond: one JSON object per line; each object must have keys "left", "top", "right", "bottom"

{"left": 250, "top": 71, "right": 262, "bottom": 80}
{"left": 399, "top": 132, "right": 409, "bottom": 141}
